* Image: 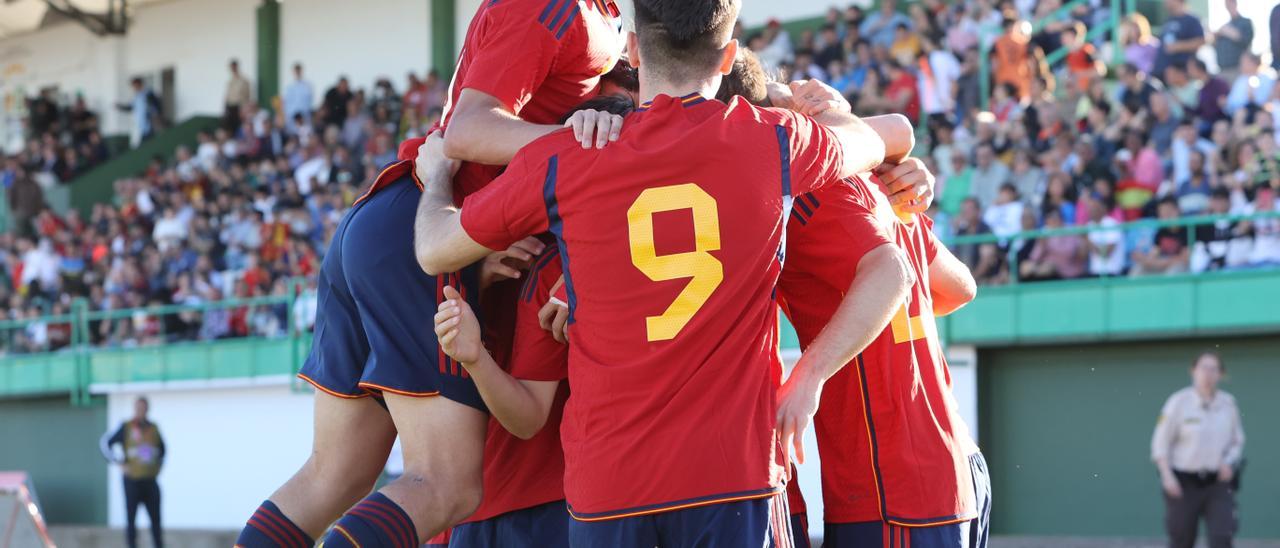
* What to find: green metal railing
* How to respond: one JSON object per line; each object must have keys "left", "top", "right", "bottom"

{"left": 0, "top": 279, "right": 308, "bottom": 404}
{"left": 979, "top": 0, "right": 1133, "bottom": 110}
{"left": 945, "top": 210, "right": 1280, "bottom": 284}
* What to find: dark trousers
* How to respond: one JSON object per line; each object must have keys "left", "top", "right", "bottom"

{"left": 224, "top": 103, "right": 242, "bottom": 132}
{"left": 123, "top": 477, "right": 163, "bottom": 548}
{"left": 1165, "top": 471, "right": 1235, "bottom": 548}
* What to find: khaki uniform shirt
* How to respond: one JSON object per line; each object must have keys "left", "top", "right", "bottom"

{"left": 1151, "top": 387, "right": 1245, "bottom": 472}
{"left": 226, "top": 75, "right": 251, "bottom": 107}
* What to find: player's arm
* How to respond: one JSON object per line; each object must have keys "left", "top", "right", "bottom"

{"left": 413, "top": 134, "right": 496, "bottom": 275}
{"left": 434, "top": 286, "right": 559, "bottom": 439}
{"left": 777, "top": 244, "right": 914, "bottom": 463}
{"left": 929, "top": 243, "right": 977, "bottom": 316}
{"left": 99, "top": 425, "right": 124, "bottom": 464}
{"left": 445, "top": 91, "right": 622, "bottom": 164}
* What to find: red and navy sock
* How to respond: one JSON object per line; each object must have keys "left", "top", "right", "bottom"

{"left": 320, "top": 492, "right": 420, "bottom": 548}
{"left": 235, "top": 499, "right": 313, "bottom": 548}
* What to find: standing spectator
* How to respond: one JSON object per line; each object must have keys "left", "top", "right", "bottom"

{"left": 1212, "top": 0, "right": 1253, "bottom": 80}
{"left": 8, "top": 169, "right": 43, "bottom": 238}
{"left": 116, "top": 78, "right": 161, "bottom": 148}
{"left": 224, "top": 59, "right": 252, "bottom": 132}
{"left": 859, "top": 0, "right": 911, "bottom": 50}
{"left": 1151, "top": 351, "right": 1244, "bottom": 548}
{"left": 100, "top": 396, "right": 166, "bottom": 548}
{"left": 283, "top": 63, "right": 314, "bottom": 131}
{"left": 919, "top": 37, "right": 961, "bottom": 128}
{"left": 1020, "top": 207, "right": 1087, "bottom": 281}
{"left": 1272, "top": 3, "right": 1280, "bottom": 73}
{"left": 1083, "top": 192, "right": 1125, "bottom": 276}
{"left": 1245, "top": 187, "right": 1280, "bottom": 266}
{"left": 1153, "top": 0, "right": 1206, "bottom": 79}
{"left": 993, "top": 18, "right": 1034, "bottom": 99}
{"left": 322, "top": 76, "right": 353, "bottom": 129}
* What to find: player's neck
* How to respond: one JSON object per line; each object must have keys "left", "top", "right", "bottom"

{"left": 638, "top": 75, "right": 719, "bottom": 106}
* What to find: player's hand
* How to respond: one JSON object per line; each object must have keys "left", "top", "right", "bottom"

{"left": 874, "top": 158, "right": 935, "bottom": 214}
{"left": 1218, "top": 464, "right": 1235, "bottom": 484}
{"left": 564, "top": 109, "right": 624, "bottom": 149}
{"left": 415, "top": 131, "right": 461, "bottom": 182}
{"left": 775, "top": 371, "right": 822, "bottom": 466}
{"left": 479, "top": 237, "right": 546, "bottom": 289}
{"left": 765, "top": 81, "right": 796, "bottom": 111}
{"left": 787, "top": 79, "right": 851, "bottom": 117}
{"left": 538, "top": 275, "right": 570, "bottom": 343}
{"left": 435, "top": 286, "right": 485, "bottom": 366}
{"left": 1161, "top": 473, "right": 1183, "bottom": 499}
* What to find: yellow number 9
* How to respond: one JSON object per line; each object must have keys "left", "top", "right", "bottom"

{"left": 627, "top": 184, "right": 723, "bottom": 341}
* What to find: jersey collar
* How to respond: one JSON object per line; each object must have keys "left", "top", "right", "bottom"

{"left": 636, "top": 92, "right": 710, "bottom": 112}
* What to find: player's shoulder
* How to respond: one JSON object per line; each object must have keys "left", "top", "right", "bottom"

{"left": 720, "top": 97, "right": 798, "bottom": 127}
{"left": 483, "top": 0, "right": 586, "bottom": 36}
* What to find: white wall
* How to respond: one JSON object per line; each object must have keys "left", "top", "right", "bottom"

{"left": 103, "top": 379, "right": 314, "bottom": 529}
{"left": 280, "top": 0, "right": 432, "bottom": 99}
{"left": 125, "top": 0, "right": 260, "bottom": 122}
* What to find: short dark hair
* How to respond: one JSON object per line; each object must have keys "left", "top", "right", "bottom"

{"left": 557, "top": 95, "right": 637, "bottom": 125}
{"left": 715, "top": 49, "right": 769, "bottom": 105}
{"left": 633, "top": 0, "right": 739, "bottom": 83}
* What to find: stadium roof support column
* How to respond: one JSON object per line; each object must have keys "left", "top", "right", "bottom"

{"left": 431, "top": 0, "right": 457, "bottom": 80}
{"left": 256, "top": 0, "right": 281, "bottom": 110}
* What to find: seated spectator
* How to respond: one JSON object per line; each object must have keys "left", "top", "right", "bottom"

{"left": 1188, "top": 59, "right": 1230, "bottom": 129}
{"left": 1244, "top": 187, "right": 1280, "bottom": 266}
{"left": 1021, "top": 208, "right": 1087, "bottom": 281}
{"left": 883, "top": 60, "right": 920, "bottom": 122}
{"left": 1121, "top": 14, "right": 1159, "bottom": 76}
{"left": 1177, "top": 151, "right": 1215, "bottom": 215}
{"left": 969, "top": 142, "right": 1011, "bottom": 209}
{"left": 983, "top": 183, "right": 1025, "bottom": 240}
{"left": 1083, "top": 192, "right": 1126, "bottom": 276}
{"left": 1132, "top": 197, "right": 1191, "bottom": 276}
{"left": 1192, "top": 188, "right": 1250, "bottom": 271}
{"left": 1225, "top": 52, "right": 1275, "bottom": 116}
{"left": 953, "top": 197, "right": 1004, "bottom": 285}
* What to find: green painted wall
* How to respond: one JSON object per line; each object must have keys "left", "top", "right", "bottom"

{"left": 0, "top": 396, "right": 108, "bottom": 524}
{"left": 979, "top": 336, "right": 1280, "bottom": 539}
{"left": 945, "top": 269, "right": 1280, "bottom": 346}
{"left": 431, "top": 0, "right": 457, "bottom": 79}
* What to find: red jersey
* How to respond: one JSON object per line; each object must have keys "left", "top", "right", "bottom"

{"left": 435, "top": 0, "right": 623, "bottom": 200}
{"left": 459, "top": 94, "right": 848, "bottom": 519}
{"left": 777, "top": 176, "right": 979, "bottom": 526}
{"left": 465, "top": 248, "right": 570, "bottom": 523}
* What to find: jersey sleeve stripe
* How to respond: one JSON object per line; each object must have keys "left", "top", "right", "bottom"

{"left": 803, "top": 191, "right": 821, "bottom": 210}
{"left": 795, "top": 197, "right": 814, "bottom": 217}
{"left": 773, "top": 125, "right": 792, "bottom": 196}
{"left": 537, "top": 0, "right": 564, "bottom": 25}
{"left": 554, "top": 5, "right": 580, "bottom": 40}
{"left": 545, "top": 0, "right": 575, "bottom": 32}
{"left": 542, "top": 156, "right": 578, "bottom": 324}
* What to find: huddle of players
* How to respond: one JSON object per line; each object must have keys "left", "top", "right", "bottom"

{"left": 234, "top": 0, "right": 990, "bottom": 547}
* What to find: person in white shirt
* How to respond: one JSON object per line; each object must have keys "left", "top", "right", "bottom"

{"left": 982, "top": 183, "right": 1025, "bottom": 240}
{"left": 1225, "top": 52, "right": 1275, "bottom": 116}
{"left": 1083, "top": 192, "right": 1125, "bottom": 275}
{"left": 283, "top": 63, "right": 314, "bottom": 131}
{"left": 919, "top": 37, "right": 961, "bottom": 121}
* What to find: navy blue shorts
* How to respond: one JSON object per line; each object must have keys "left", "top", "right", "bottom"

{"left": 791, "top": 512, "right": 810, "bottom": 548}
{"left": 297, "top": 176, "right": 487, "bottom": 412}
{"left": 450, "top": 500, "right": 569, "bottom": 548}
{"left": 568, "top": 494, "right": 793, "bottom": 548}
{"left": 824, "top": 452, "right": 991, "bottom": 548}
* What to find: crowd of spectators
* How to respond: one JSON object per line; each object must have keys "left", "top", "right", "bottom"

{"left": 3, "top": 1, "right": 1280, "bottom": 354}
{"left": 740, "top": 0, "right": 1280, "bottom": 284}
{"left": 0, "top": 60, "right": 447, "bottom": 354}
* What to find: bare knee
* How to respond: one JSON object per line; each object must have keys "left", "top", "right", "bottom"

{"left": 396, "top": 468, "right": 482, "bottom": 524}
{"left": 298, "top": 453, "right": 381, "bottom": 505}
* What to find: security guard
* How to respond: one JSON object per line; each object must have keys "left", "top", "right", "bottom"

{"left": 1151, "top": 351, "right": 1245, "bottom": 548}
{"left": 100, "top": 396, "right": 166, "bottom": 548}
